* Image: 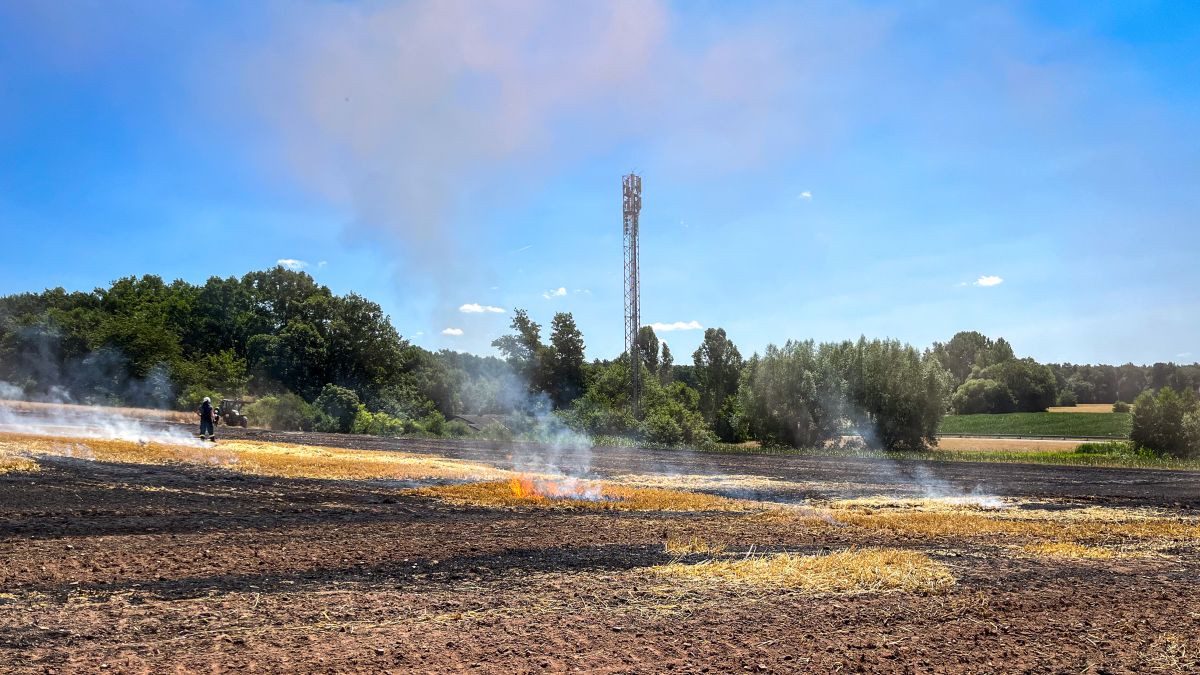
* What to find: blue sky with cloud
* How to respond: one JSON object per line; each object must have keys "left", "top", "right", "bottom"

{"left": 1, "top": 1, "right": 1197, "bottom": 364}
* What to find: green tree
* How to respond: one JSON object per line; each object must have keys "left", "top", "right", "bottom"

{"left": 636, "top": 326, "right": 660, "bottom": 377}
{"left": 736, "top": 341, "right": 844, "bottom": 448}
{"left": 548, "top": 312, "right": 586, "bottom": 408}
{"left": 932, "top": 331, "right": 1015, "bottom": 386}
{"left": 313, "top": 383, "right": 361, "bottom": 433}
{"left": 950, "top": 378, "right": 1016, "bottom": 414}
{"left": 1132, "top": 387, "right": 1200, "bottom": 457}
{"left": 492, "top": 309, "right": 549, "bottom": 395}
{"left": 659, "top": 342, "right": 674, "bottom": 386}
{"left": 693, "top": 328, "right": 744, "bottom": 440}
{"left": 977, "top": 359, "right": 1057, "bottom": 412}
{"left": 834, "top": 338, "right": 952, "bottom": 451}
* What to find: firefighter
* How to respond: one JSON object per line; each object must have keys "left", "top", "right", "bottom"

{"left": 197, "top": 396, "right": 216, "bottom": 441}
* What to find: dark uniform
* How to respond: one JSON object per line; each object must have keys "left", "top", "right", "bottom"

{"left": 198, "top": 399, "right": 215, "bottom": 440}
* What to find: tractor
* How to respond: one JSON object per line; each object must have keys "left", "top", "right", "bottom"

{"left": 216, "top": 398, "right": 249, "bottom": 428}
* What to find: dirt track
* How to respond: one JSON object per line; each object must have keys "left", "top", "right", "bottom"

{"left": 2, "top": 429, "right": 1199, "bottom": 672}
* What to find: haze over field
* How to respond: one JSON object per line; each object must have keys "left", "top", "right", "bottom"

{"left": 1, "top": 1, "right": 1197, "bottom": 363}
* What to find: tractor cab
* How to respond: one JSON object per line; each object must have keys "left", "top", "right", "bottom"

{"left": 216, "top": 398, "right": 249, "bottom": 428}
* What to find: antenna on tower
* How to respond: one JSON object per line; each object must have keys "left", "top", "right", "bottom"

{"left": 623, "top": 173, "right": 642, "bottom": 417}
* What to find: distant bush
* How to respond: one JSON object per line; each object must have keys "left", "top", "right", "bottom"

{"left": 445, "top": 420, "right": 472, "bottom": 437}
{"left": 246, "top": 393, "right": 326, "bottom": 431}
{"left": 176, "top": 384, "right": 219, "bottom": 412}
{"left": 421, "top": 411, "right": 446, "bottom": 436}
{"left": 951, "top": 379, "right": 1017, "bottom": 415}
{"left": 641, "top": 411, "right": 684, "bottom": 445}
{"left": 477, "top": 421, "right": 514, "bottom": 442}
{"left": 1056, "top": 389, "right": 1078, "bottom": 407}
{"left": 1131, "top": 387, "right": 1200, "bottom": 458}
{"left": 314, "top": 384, "right": 361, "bottom": 433}
{"left": 1112, "top": 401, "right": 1131, "bottom": 413}
{"left": 351, "top": 405, "right": 406, "bottom": 437}
{"left": 977, "top": 359, "right": 1057, "bottom": 413}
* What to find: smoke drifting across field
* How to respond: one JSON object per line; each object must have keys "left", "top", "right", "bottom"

{"left": 0, "top": 400, "right": 206, "bottom": 448}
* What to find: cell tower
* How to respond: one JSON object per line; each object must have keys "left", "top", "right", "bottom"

{"left": 623, "top": 173, "right": 642, "bottom": 417}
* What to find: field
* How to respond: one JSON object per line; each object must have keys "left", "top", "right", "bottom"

{"left": 939, "top": 411, "right": 1132, "bottom": 438}
{"left": 1046, "top": 403, "right": 1120, "bottom": 414}
{"left": 936, "top": 436, "right": 1085, "bottom": 452}
{"left": 3, "top": 419, "right": 1200, "bottom": 673}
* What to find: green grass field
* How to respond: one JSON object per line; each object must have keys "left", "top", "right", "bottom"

{"left": 693, "top": 440, "right": 1200, "bottom": 471}
{"left": 938, "top": 411, "right": 1131, "bottom": 439}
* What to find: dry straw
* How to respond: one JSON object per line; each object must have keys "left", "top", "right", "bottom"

{"left": 652, "top": 548, "right": 955, "bottom": 595}
{"left": 0, "top": 432, "right": 505, "bottom": 482}
{"left": 1017, "top": 542, "right": 1146, "bottom": 559}
{"left": 411, "top": 480, "right": 758, "bottom": 512}
{"left": 664, "top": 537, "right": 729, "bottom": 555}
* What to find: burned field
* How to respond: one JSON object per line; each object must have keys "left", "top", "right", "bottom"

{"left": 2, "top": 430, "right": 1200, "bottom": 673}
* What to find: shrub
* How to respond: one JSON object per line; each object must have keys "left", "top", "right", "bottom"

{"left": 1112, "top": 401, "right": 1131, "bottom": 413}
{"left": 1057, "top": 389, "right": 1078, "bottom": 407}
{"left": 313, "top": 384, "right": 361, "bottom": 433}
{"left": 641, "top": 411, "right": 683, "bottom": 445}
{"left": 1131, "top": 387, "right": 1200, "bottom": 457}
{"left": 445, "top": 420, "right": 472, "bottom": 437}
{"left": 950, "top": 379, "right": 1017, "bottom": 415}
{"left": 477, "top": 421, "right": 514, "bottom": 442}
{"left": 176, "top": 384, "right": 219, "bottom": 412}
{"left": 245, "top": 392, "right": 326, "bottom": 431}
{"left": 351, "top": 405, "right": 406, "bottom": 436}
{"left": 421, "top": 411, "right": 446, "bottom": 436}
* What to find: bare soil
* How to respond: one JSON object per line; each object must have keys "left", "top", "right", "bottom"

{"left": 2, "top": 432, "right": 1199, "bottom": 673}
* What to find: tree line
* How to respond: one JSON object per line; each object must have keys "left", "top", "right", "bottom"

{"left": 934, "top": 331, "right": 1200, "bottom": 414}
{"left": 2, "top": 269, "right": 1197, "bottom": 453}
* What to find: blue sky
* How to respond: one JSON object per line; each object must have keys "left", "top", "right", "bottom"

{"left": 0, "top": 1, "right": 1197, "bottom": 365}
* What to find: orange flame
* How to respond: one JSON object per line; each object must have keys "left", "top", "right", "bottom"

{"left": 508, "top": 475, "right": 603, "bottom": 501}
{"left": 509, "top": 476, "right": 540, "bottom": 499}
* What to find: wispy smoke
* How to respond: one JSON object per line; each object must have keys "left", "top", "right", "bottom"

{"left": 225, "top": 0, "right": 821, "bottom": 325}
{"left": 0, "top": 404, "right": 206, "bottom": 448}
{"left": 1, "top": 325, "right": 175, "bottom": 408}
{"left": 0, "top": 382, "right": 22, "bottom": 400}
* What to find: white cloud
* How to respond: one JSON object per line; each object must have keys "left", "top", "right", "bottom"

{"left": 459, "top": 303, "right": 505, "bottom": 314}
{"left": 543, "top": 287, "right": 567, "bottom": 299}
{"left": 574, "top": 289, "right": 591, "bottom": 295}
{"left": 798, "top": 191, "right": 812, "bottom": 200}
{"left": 651, "top": 320, "right": 703, "bottom": 332}
{"left": 414, "top": 331, "right": 424, "bottom": 337}
{"left": 276, "top": 258, "right": 308, "bottom": 270}
{"left": 441, "top": 327, "right": 464, "bottom": 336}
{"left": 317, "top": 260, "right": 328, "bottom": 268}
{"left": 974, "top": 275, "right": 1004, "bottom": 287}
